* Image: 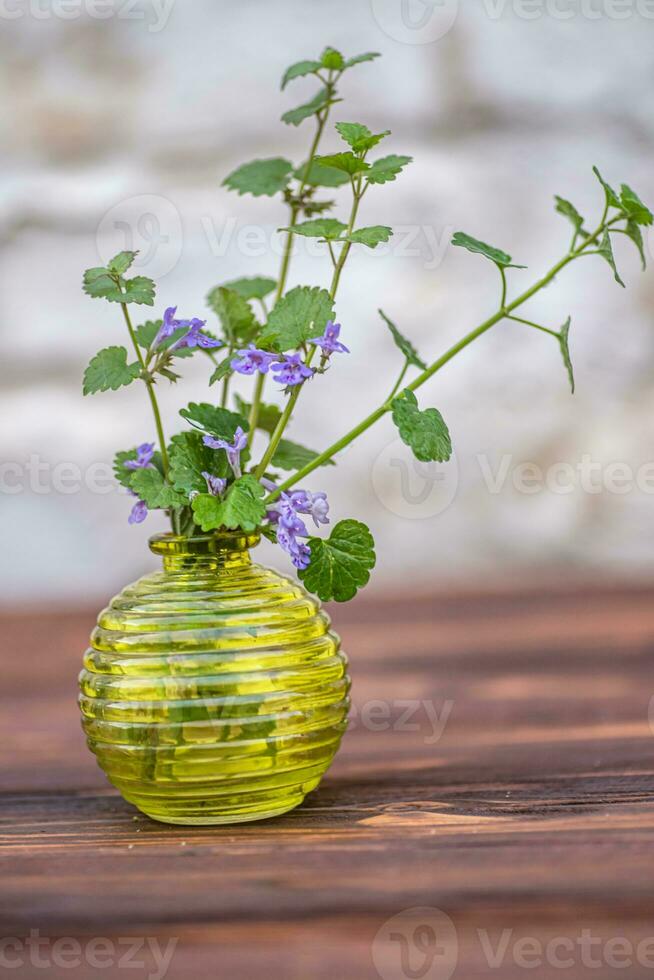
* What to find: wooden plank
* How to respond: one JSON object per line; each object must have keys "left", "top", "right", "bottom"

{"left": 2, "top": 586, "right": 654, "bottom": 978}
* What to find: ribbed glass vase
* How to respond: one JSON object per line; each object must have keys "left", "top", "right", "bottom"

{"left": 79, "top": 532, "right": 350, "bottom": 825}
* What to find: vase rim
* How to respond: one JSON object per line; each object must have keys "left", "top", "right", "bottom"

{"left": 149, "top": 530, "right": 261, "bottom": 558}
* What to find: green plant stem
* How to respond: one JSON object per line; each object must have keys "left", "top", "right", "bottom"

{"left": 266, "top": 214, "right": 619, "bottom": 502}
{"left": 254, "top": 176, "right": 362, "bottom": 479}
{"left": 387, "top": 360, "right": 409, "bottom": 402}
{"left": 120, "top": 303, "right": 170, "bottom": 480}
{"left": 506, "top": 314, "right": 560, "bottom": 339}
{"left": 248, "top": 77, "right": 339, "bottom": 444}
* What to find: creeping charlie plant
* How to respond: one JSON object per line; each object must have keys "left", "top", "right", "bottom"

{"left": 82, "top": 46, "right": 652, "bottom": 603}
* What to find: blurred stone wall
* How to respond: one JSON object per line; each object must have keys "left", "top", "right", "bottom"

{"left": 1, "top": 0, "right": 654, "bottom": 604}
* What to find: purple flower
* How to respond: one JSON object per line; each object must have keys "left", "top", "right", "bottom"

{"left": 277, "top": 524, "right": 311, "bottom": 570}
{"left": 265, "top": 487, "right": 328, "bottom": 570}
{"left": 154, "top": 306, "right": 191, "bottom": 347}
{"left": 202, "top": 471, "right": 227, "bottom": 496}
{"left": 173, "top": 318, "right": 223, "bottom": 351}
{"left": 271, "top": 353, "right": 314, "bottom": 388}
{"left": 124, "top": 443, "right": 156, "bottom": 471}
{"left": 308, "top": 320, "right": 349, "bottom": 356}
{"left": 231, "top": 344, "right": 278, "bottom": 376}
{"left": 290, "top": 490, "right": 330, "bottom": 527}
{"left": 128, "top": 494, "right": 148, "bottom": 525}
{"left": 203, "top": 426, "right": 248, "bottom": 478}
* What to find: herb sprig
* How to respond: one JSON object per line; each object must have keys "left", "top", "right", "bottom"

{"left": 82, "top": 49, "right": 652, "bottom": 602}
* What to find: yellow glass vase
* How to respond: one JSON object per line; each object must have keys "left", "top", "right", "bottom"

{"left": 79, "top": 532, "right": 350, "bottom": 825}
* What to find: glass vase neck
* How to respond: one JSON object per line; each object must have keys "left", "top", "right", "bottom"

{"left": 149, "top": 532, "right": 260, "bottom": 571}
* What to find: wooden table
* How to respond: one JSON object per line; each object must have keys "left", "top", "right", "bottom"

{"left": 2, "top": 585, "right": 654, "bottom": 979}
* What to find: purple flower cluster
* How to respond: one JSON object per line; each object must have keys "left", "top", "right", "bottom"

{"left": 124, "top": 442, "right": 155, "bottom": 470}
{"left": 271, "top": 353, "right": 314, "bottom": 387}
{"left": 125, "top": 443, "right": 155, "bottom": 524}
{"left": 266, "top": 487, "right": 330, "bottom": 570}
{"left": 308, "top": 321, "right": 349, "bottom": 356}
{"left": 231, "top": 344, "right": 316, "bottom": 388}
{"left": 155, "top": 307, "right": 222, "bottom": 352}
{"left": 203, "top": 426, "right": 248, "bottom": 479}
{"left": 202, "top": 471, "right": 227, "bottom": 497}
{"left": 230, "top": 345, "right": 278, "bottom": 376}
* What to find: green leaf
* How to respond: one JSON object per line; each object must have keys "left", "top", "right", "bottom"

{"left": 192, "top": 475, "right": 265, "bottom": 532}
{"left": 321, "top": 46, "right": 344, "bottom": 70}
{"left": 558, "top": 317, "right": 575, "bottom": 395}
{"left": 299, "top": 519, "right": 376, "bottom": 603}
{"left": 379, "top": 309, "right": 426, "bottom": 370}
{"left": 365, "top": 154, "right": 413, "bottom": 185}
{"left": 221, "top": 277, "right": 277, "bottom": 301}
{"left": 451, "top": 231, "right": 526, "bottom": 269}
{"left": 282, "top": 88, "right": 332, "bottom": 127}
{"left": 346, "top": 225, "right": 393, "bottom": 249}
{"left": 133, "top": 320, "right": 193, "bottom": 359}
{"left": 271, "top": 439, "right": 334, "bottom": 472}
{"left": 281, "top": 218, "right": 347, "bottom": 241}
{"left": 592, "top": 166, "right": 621, "bottom": 209}
{"left": 179, "top": 402, "right": 248, "bottom": 440}
{"left": 206, "top": 286, "right": 259, "bottom": 344}
{"left": 624, "top": 219, "right": 647, "bottom": 270}
{"left": 391, "top": 389, "right": 452, "bottom": 463}
{"left": 107, "top": 250, "right": 137, "bottom": 276}
{"left": 208, "top": 356, "right": 234, "bottom": 387}
{"left": 620, "top": 183, "right": 653, "bottom": 226}
{"left": 597, "top": 230, "right": 625, "bottom": 287}
{"left": 129, "top": 468, "right": 186, "bottom": 510}
{"left": 281, "top": 59, "right": 322, "bottom": 89}
{"left": 314, "top": 152, "right": 370, "bottom": 176}
{"left": 344, "top": 51, "right": 381, "bottom": 69}
{"left": 234, "top": 396, "right": 282, "bottom": 433}
{"left": 554, "top": 196, "right": 586, "bottom": 235}
{"left": 335, "top": 122, "right": 390, "bottom": 153}
{"left": 295, "top": 160, "right": 350, "bottom": 188}
{"left": 223, "top": 157, "right": 294, "bottom": 197}
{"left": 121, "top": 276, "right": 155, "bottom": 306}
{"left": 169, "top": 431, "right": 229, "bottom": 494}
{"left": 83, "top": 346, "right": 141, "bottom": 395}
{"left": 82, "top": 266, "right": 122, "bottom": 302}
{"left": 261, "top": 285, "right": 335, "bottom": 352}
{"left": 113, "top": 449, "right": 140, "bottom": 489}
{"left": 134, "top": 320, "right": 160, "bottom": 349}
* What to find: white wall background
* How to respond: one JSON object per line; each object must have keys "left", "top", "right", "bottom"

{"left": 1, "top": 0, "right": 654, "bottom": 605}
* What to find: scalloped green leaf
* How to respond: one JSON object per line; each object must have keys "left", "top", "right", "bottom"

{"left": 223, "top": 158, "right": 294, "bottom": 197}
{"left": 192, "top": 475, "right": 265, "bottom": 532}
{"left": 281, "top": 59, "right": 322, "bottom": 89}
{"left": 391, "top": 389, "right": 452, "bottom": 463}
{"left": 365, "top": 154, "right": 412, "bottom": 185}
{"left": 83, "top": 346, "right": 141, "bottom": 395}
{"left": 451, "top": 231, "right": 526, "bottom": 269}
{"left": 281, "top": 218, "right": 347, "bottom": 241}
{"left": 260, "top": 286, "right": 335, "bottom": 352}
{"left": 299, "top": 519, "right": 376, "bottom": 603}
{"left": 346, "top": 225, "right": 393, "bottom": 249}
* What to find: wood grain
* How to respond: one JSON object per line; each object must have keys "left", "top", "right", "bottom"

{"left": 2, "top": 585, "right": 654, "bottom": 979}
